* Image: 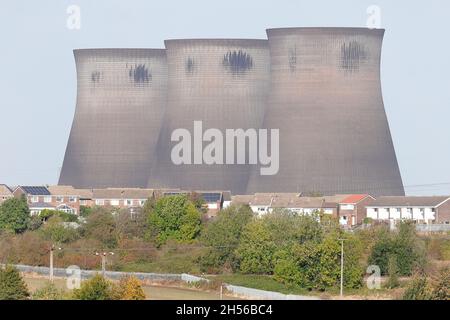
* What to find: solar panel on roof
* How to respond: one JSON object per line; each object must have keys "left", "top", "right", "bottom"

{"left": 22, "top": 186, "right": 50, "bottom": 195}
{"left": 201, "top": 193, "right": 221, "bottom": 203}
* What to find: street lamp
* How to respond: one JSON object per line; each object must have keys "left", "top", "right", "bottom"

{"left": 49, "top": 245, "right": 62, "bottom": 282}
{"left": 94, "top": 251, "right": 114, "bottom": 277}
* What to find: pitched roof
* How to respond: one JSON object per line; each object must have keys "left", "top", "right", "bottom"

{"left": 368, "top": 196, "right": 450, "bottom": 207}
{"left": 47, "top": 185, "right": 79, "bottom": 196}
{"left": 232, "top": 193, "right": 338, "bottom": 209}
{"left": 93, "top": 188, "right": 154, "bottom": 199}
{"left": 0, "top": 184, "right": 13, "bottom": 196}
{"left": 18, "top": 186, "right": 51, "bottom": 195}
{"left": 340, "top": 194, "right": 371, "bottom": 204}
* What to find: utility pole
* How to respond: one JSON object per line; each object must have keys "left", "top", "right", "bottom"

{"left": 49, "top": 245, "right": 62, "bottom": 282}
{"left": 50, "top": 246, "right": 54, "bottom": 282}
{"left": 338, "top": 238, "right": 346, "bottom": 298}
{"left": 95, "top": 251, "right": 114, "bottom": 277}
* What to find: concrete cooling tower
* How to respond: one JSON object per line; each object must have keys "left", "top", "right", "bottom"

{"left": 59, "top": 49, "right": 167, "bottom": 188}
{"left": 246, "top": 28, "right": 404, "bottom": 196}
{"left": 148, "top": 39, "right": 270, "bottom": 194}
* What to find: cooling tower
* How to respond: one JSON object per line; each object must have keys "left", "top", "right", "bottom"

{"left": 246, "top": 28, "right": 404, "bottom": 196}
{"left": 59, "top": 49, "right": 167, "bottom": 188}
{"left": 148, "top": 39, "right": 270, "bottom": 194}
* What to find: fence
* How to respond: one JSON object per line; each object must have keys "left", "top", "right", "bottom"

{"left": 5, "top": 264, "right": 320, "bottom": 300}
{"left": 416, "top": 224, "right": 450, "bottom": 233}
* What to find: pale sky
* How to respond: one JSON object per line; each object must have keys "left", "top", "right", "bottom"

{"left": 0, "top": 0, "right": 449, "bottom": 195}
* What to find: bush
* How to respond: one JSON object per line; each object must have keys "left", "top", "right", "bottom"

{"left": 0, "top": 265, "right": 30, "bottom": 300}
{"left": 402, "top": 274, "right": 431, "bottom": 300}
{"left": 32, "top": 281, "right": 65, "bottom": 300}
{"left": 39, "top": 216, "right": 80, "bottom": 244}
{"left": 431, "top": 267, "right": 450, "bottom": 300}
{"left": 82, "top": 209, "right": 118, "bottom": 248}
{"left": 72, "top": 274, "right": 113, "bottom": 300}
{"left": 111, "top": 276, "right": 146, "bottom": 300}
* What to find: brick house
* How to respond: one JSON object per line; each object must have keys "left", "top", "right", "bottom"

{"left": 13, "top": 186, "right": 53, "bottom": 216}
{"left": 161, "top": 190, "right": 232, "bottom": 218}
{"left": 0, "top": 184, "right": 13, "bottom": 204}
{"left": 92, "top": 188, "right": 154, "bottom": 209}
{"left": 232, "top": 193, "right": 348, "bottom": 218}
{"left": 338, "top": 194, "right": 375, "bottom": 227}
{"left": 366, "top": 196, "right": 450, "bottom": 224}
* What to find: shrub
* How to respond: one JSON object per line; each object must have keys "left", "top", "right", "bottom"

{"left": 0, "top": 265, "right": 30, "bottom": 300}
{"left": 82, "top": 210, "right": 118, "bottom": 248}
{"left": 39, "top": 216, "right": 80, "bottom": 244}
{"left": 431, "top": 267, "right": 450, "bottom": 300}
{"left": 32, "top": 281, "right": 65, "bottom": 300}
{"left": 111, "top": 276, "right": 146, "bottom": 300}
{"left": 402, "top": 274, "right": 431, "bottom": 300}
{"left": 72, "top": 274, "right": 113, "bottom": 300}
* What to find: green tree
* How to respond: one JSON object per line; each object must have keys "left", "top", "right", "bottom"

{"left": 235, "top": 219, "right": 277, "bottom": 274}
{"left": 72, "top": 274, "right": 113, "bottom": 300}
{"left": 274, "top": 233, "right": 363, "bottom": 290}
{"left": 368, "top": 222, "right": 425, "bottom": 276}
{"left": 0, "top": 265, "right": 30, "bottom": 300}
{"left": 0, "top": 196, "right": 30, "bottom": 233}
{"left": 199, "top": 204, "right": 253, "bottom": 272}
{"left": 147, "top": 195, "right": 201, "bottom": 245}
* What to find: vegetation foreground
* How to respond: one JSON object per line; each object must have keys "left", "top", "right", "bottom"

{"left": 0, "top": 195, "right": 449, "bottom": 300}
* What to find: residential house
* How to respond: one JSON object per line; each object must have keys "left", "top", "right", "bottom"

{"left": 13, "top": 186, "right": 53, "bottom": 216}
{"left": 47, "top": 185, "right": 85, "bottom": 215}
{"left": 232, "top": 193, "right": 348, "bottom": 218}
{"left": 0, "top": 184, "right": 13, "bottom": 204}
{"left": 338, "top": 194, "right": 375, "bottom": 227}
{"left": 92, "top": 188, "right": 154, "bottom": 209}
{"left": 366, "top": 196, "right": 450, "bottom": 224}
{"left": 161, "top": 190, "right": 232, "bottom": 218}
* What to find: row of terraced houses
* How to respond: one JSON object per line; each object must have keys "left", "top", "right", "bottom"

{"left": 1, "top": 184, "right": 450, "bottom": 226}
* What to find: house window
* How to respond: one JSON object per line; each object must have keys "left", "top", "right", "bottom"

{"left": 95, "top": 199, "right": 104, "bottom": 206}
{"left": 44, "top": 196, "right": 52, "bottom": 203}
{"left": 139, "top": 200, "right": 145, "bottom": 206}
{"left": 126, "top": 199, "right": 132, "bottom": 206}
{"left": 69, "top": 196, "right": 76, "bottom": 202}
{"left": 110, "top": 199, "right": 120, "bottom": 206}
{"left": 80, "top": 200, "right": 87, "bottom": 205}
{"left": 31, "top": 196, "right": 39, "bottom": 203}
{"left": 56, "top": 196, "right": 63, "bottom": 202}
